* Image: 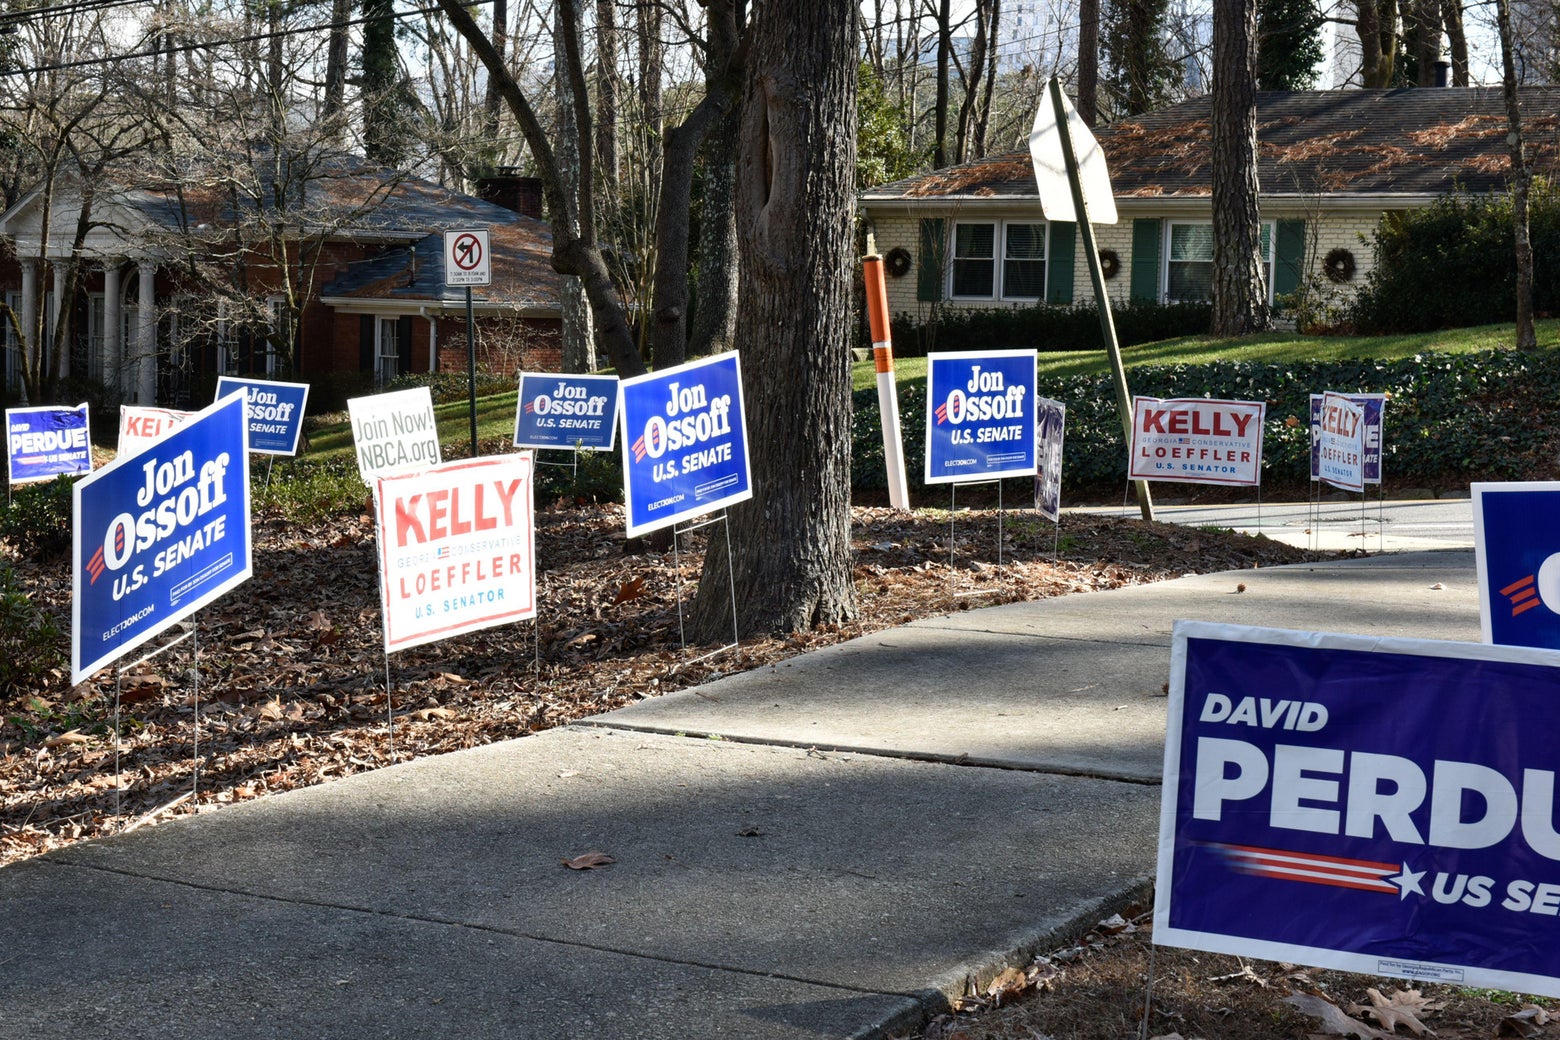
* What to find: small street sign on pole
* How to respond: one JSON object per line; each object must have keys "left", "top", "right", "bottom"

{"left": 445, "top": 230, "right": 492, "bottom": 458}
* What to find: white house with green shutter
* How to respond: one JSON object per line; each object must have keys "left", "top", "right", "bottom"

{"left": 859, "top": 87, "right": 1560, "bottom": 329}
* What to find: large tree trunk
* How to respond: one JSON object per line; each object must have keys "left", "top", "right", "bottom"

{"left": 1495, "top": 0, "right": 1536, "bottom": 350}
{"left": 689, "top": 0, "right": 858, "bottom": 641}
{"left": 1210, "top": 0, "right": 1270, "bottom": 335}
{"left": 933, "top": 0, "right": 951, "bottom": 167}
{"left": 595, "top": 0, "right": 619, "bottom": 186}
{"left": 1357, "top": 0, "right": 1400, "bottom": 87}
{"left": 1442, "top": 0, "right": 1470, "bottom": 85}
{"left": 1078, "top": 0, "right": 1100, "bottom": 125}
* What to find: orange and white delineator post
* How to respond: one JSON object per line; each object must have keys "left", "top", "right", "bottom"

{"left": 863, "top": 243, "right": 911, "bottom": 509}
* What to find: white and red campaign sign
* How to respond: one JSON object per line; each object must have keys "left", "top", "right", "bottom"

{"left": 1159, "top": 620, "right": 1560, "bottom": 998}
{"left": 348, "top": 387, "right": 441, "bottom": 484}
{"left": 1317, "top": 391, "right": 1366, "bottom": 492}
{"left": 373, "top": 454, "right": 536, "bottom": 653}
{"left": 1128, "top": 397, "right": 1265, "bottom": 487}
{"left": 118, "top": 405, "right": 193, "bottom": 461}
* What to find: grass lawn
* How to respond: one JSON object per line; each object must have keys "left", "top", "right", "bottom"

{"left": 298, "top": 319, "right": 1560, "bottom": 462}
{"left": 852, "top": 318, "right": 1560, "bottom": 390}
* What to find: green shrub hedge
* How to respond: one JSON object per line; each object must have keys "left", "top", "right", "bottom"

{"left": 885, "top": 300, "right": 1214, "bottom": 356}
{"left": 1350, "top": 180, "right": 1560, "bottom": 333}
{"left": 853, "top": 350, "right": 1560, "bottom": 500}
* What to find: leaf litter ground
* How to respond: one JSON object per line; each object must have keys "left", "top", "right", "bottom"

{"left": 11, "top": 502, "right": 1547, "bottom": 1038}
{"left": 3, "top": 503, "right": 1312, "bottom": 862}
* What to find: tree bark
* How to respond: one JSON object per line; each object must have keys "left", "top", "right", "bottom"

{"left": 1211, "top": 0, "right": 1270, "bottom": 335}
{"left": 555, "top": 0, "right": 597, "bottom": 372}
{"left": 689, "top": 0, "right": 858, "bottom": 641}
{"left": 595, "top": 0, "right": 619, "bottom": 187}
{"left": 1495, "top": 0, "right": 1536, "bottom": 350}
{"left": 933, "top": 0, "right": 951, "bottom": 167}
{"left": 483, "top": 0, "right": 508, "bottom": 139}
{"left": 648, "top": 0, "right": 743, "bottom": 370}
{"left": 1357, "top": 0, "right": 1399, "bottom": 87}
{"left": 688, "top": 98, "right": 741, "bottom": 358}
{"left": 1078, "top": 0, "right": 1100, "bottom": 125}
{"left": 1442, "top": 0, "right": 1470, "bottom": 85}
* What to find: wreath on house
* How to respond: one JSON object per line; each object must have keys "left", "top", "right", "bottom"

{"left": 1323, "top": 247, "right": 1357, "bottom": 284}
{"left": 1098, "top": 248, "right": 1121, "bottom": 280}
{"left": 884, "top": 247, "right": 913, "bottom": 278}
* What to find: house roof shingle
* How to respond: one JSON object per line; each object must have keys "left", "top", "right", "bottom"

{"left": 862, "top": 87, "right": 1560, "bottom": 203}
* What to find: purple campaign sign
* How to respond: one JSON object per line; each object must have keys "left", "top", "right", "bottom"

{"left": 1157, "top": 622, "right": 1560, "bottom": 997}
{"left": 1310, "top": 393, "right": 1385, "bottom": 484}
{"left": 6, "top": 403, "right": 92, "bottom": 483}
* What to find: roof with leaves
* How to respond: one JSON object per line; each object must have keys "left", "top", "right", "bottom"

{"left": 862, "top": 87, "right": 1560, "bottom": 203}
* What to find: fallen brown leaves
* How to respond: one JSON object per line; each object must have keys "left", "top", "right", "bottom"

{"left": 2, "top": 502, "right": 1320, "bottom": 868}
{"left": 901, "top": 908, "right": 1557, "bottom": 1040}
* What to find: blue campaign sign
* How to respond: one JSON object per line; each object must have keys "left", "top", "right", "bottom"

{"left": 513, "top": 372, "right": 620, "bottom": 451}
{"left": 618, "top": 351, "right": 751, "bottom": 538}
{"left": 215, "top": 376, "right": 310, "bottom": 456}
{"left": 923, "top": 350, "right": 1037, "bottom": 484}
{"left": 1158, "top": 622, "right": 1560, "bottom": 998}
{"left": 1310, "top": 393, "right": 1385, "bottom": 484}
{"left": 7, "top": 403, "right": 92, "bottom": 483}
{"left": 72, "top": 393, "right": 252, "bottom": 684}
{"left": 1473, "top": 481, "right": 1560, "bottom": 650}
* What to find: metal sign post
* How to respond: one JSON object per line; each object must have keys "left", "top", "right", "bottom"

{"left": 1034, "top": 76, "right": 1154, "bottom": 523}
{"left": 445, "top": 229, "right": 492, "bottom": 459}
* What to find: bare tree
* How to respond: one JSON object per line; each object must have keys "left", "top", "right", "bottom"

{"left": 1356, "top": 0, "right": 1401, "bottom": 87}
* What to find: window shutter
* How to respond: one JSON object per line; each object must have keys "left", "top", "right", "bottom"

{"left": 1046, "top": 222, "right": 1075, "bottom": 305}
{"left": 1130, "top": 219, "right": 1162, "bottom": 303}
{"left": 359, "top": 315, "right": 374, "bottom": 372}
{"left": 1274, "top": 219, "right": 1306, "bottom": 300}
{"left": 917, "top": 218, "right": 946, "bottom": 302}
{"left": 397, "top": 315, "right": 413, "bottom": 375}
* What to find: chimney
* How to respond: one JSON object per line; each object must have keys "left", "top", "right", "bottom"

{"left": 1435, "top": 44, "right": 1452, "bottom": 87}
{"left": 476, "top": 168, "right": 545, "bottom": 221}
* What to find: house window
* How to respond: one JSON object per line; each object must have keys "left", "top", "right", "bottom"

{"left": 376, "top": 316, "right": 401, "bottom": 388}
{"left": 1164, "top": 221, "right": 1273, "bottom": 303}
{"left": 950, "top": 221, "right": 1047, "bottom": 301}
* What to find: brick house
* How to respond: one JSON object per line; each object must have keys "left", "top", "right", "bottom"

{"left": 0, "top": 158, "right": 562, "bottom": 408}
{"left": 859, "top": 87, "right": 1560, "bottom": 328}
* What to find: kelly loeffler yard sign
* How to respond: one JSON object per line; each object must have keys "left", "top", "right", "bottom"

{"left": 1158, "top": 621, "right": 1560, "bottom": 999}
{"left": 373, "top": 454, "right": 537, "bottom": 653}
{"left": 923, "top": 350, "right": 1038, "bottom": 484}
{"left": 619, "top": 351, "right": 751, "bottom": 538}
{"left": 1316, "top": 391, "right": 1367, "bottom": 492}
{"left": 1128, "top": 397, "right": 1265, "bottom": 486}
{"left": 348, "top": 387, "right": 441, "bottom": 483}
{"left": 1311, "top": 393, "right": 1385, "bottom": 486}
{"left": 72, "top": 393, "right": 252, "bottom": 684}
{"left": 118, "top": 405, "right": 193, "bottom": 461}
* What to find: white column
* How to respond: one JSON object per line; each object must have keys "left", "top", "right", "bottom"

{"left": 137, "top": 260, "right": 156, "bottom": 404}
{"left": 50, "top": 261, "right": 67, "bottom": 379}
{"left": 20, "top": 258, "right": 37, "bottom": 381}
{"left": 103, "top": 262, "right": 123, "bottom": 394}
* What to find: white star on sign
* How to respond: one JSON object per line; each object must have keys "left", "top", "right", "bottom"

{"left": 1388, "top": 863, "right": 1426, "bottom": 900}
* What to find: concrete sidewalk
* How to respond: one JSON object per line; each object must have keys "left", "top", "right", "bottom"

{"left": 0, "top": 550, "right": 1481, "bottom": 1039}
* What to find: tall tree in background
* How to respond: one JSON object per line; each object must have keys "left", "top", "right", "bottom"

{"left": 362, "top": 0, "right": 416, "bottom": 164}
{"left": 933, "top": 0, "right": 952, "bottom": 165}
{"left": 1103, "top": 0, "right": 1183, "bottom": 114}
{"left": 436, "top": 0, "right": 645, "bottom": 377}
{"left": 1211, "top": 0, "right": 1269, "bottom": 334}
{"left": 1256, "top": 0, "right": 1323, "bottom": 88}
{"left": 1495, "top": 0, "right": 1536, "bottom": 348}
{"left": 1078, "top": 0, "right": 1101, "bottom": 125}
{"left": 1356, "top": 0, "right": 1400, "bottom": 87}
{"left": 689, "top": 0, "right": 858, "bottom": 640}
{"left": 554, "top": 0, "right": 596, "bottom": 372}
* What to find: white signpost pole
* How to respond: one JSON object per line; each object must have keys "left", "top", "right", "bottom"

{"left": 1032, "top": 76, "right": 1154, "bottom": 522}
{"left": 445, "top": 229, "right": 492, "bottom": 457}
